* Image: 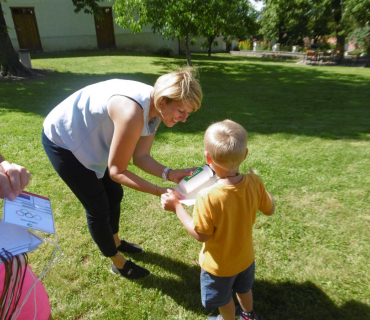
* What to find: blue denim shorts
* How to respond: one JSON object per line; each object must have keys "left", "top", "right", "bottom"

{"left": 200, "top": 261, "right": 255, "bottom": 309}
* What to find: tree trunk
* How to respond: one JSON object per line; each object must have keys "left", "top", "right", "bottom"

{"left": 278, "top": 22, "right": 284, "bottom": 45}
{"left": 185, "top": 34, "right": 193, "bottom": 66}
{"left": 332, "top": 0, "right": 345, "bottom": 64}
{"left": 225, "top": 42, "right": 232, "bottom": 53}
{"left": 0, "top": 1, "right": 33, "bottom": 77}
{"left": 207, "top": 36, "right": 215, "bottom": 57}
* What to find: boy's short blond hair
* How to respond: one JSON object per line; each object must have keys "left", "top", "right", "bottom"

{"left": 204, "top": 120, "right": 247, "bottom": 171}
{"left": 153, "top": 68, "right": 203, "bottom": 113}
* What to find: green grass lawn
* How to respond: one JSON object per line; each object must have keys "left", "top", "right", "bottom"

{"left": 0, "top": 51, "right": 369, "bottom": 320}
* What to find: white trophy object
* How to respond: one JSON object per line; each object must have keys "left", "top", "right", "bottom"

{"left": 179, "top": 165, "right": 215, "bottom": 194}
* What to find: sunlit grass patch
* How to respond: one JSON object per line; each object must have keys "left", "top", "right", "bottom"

{"left": 1, "top": 51, "right": 369, "bottom": 319}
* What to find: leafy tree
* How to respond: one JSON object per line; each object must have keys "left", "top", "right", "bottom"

{"left": 260, "top": 0, "right": 311, "bottom": 46}
{"left": 72, "top": 0, "right": 104, "bottom": 14}
{"left": 329, "top": 0, "right": 346, "bottom": 52}
{"left": 198, "top": 0, "right": 258, "bottom": 56}
{"left": 344, "top": 0, "right": 370, "bottom": 57}
{"left": 0, "top": 0, "right": 33, "bottom": 77}
{"left": 73, "top": 0, "right": 198, "bottom": 64}
{"left": 309, "top": 0, "right": 333, "bottom": 45}
{"left": 75, "top": 0, "right": 259, "bottom": 62}
{"left": 344, "top": 0, "right": 370, "bottom": 27}
{"left": 260, "top": 0, "right": 355, "bottom": 56}
{"left": 113, "top": 0, "right": 202, "bottom": 66}
{"left": 349, "top": 25, "right": 370, "bottom": 56}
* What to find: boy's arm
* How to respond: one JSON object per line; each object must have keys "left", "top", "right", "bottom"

{"left": 161, "top": 192, "right": 211, "bottom": 242}
{"left": 262, "top": 191, "right": 275, "bottom": 216}
{"left": 249, "top": 168, "right": 275, "bottom": 216}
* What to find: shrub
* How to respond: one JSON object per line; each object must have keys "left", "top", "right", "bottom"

{"left": 318, "top": 41, "right": 336, "bottom": 51}
{"left": 155, "top": 46, "right": 173, "bottom": 57}
{"left": 280, "top": 45, "right": 292, "bottom": 52}
{"left": 349, "top": 26, "right": 370, "bottom": 56}
{"left": 238, "top": 40, "right": 252, "bottom": 50}
{"left": 347, "top": 48, "right": 363, "bottom": 55}
{"left": 259, "top": 41, "right": 270, "bottom": 51}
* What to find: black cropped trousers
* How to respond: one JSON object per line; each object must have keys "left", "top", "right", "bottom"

{"left": 42, "top": 130, "right": 123, "bottom": 257}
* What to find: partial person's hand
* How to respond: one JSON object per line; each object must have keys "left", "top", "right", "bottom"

{"left": 168, "top": 167, "right": 198, "bottom": 184}
{"left": 0, "top": 161, "right": 30, "bottom": 200}
{"left": 248, "top": 167, "right": 254, "bottom": 174}
{"left": 161, "top": 191, "right": 180, "bottom": 212}
{"left": 168, "top": 188, "right": 185, "bottom": 200}
{"left": 157, "top": 187, "right": 184, "bottom": 199}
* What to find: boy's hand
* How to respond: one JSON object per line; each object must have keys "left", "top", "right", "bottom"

{"left": 161, "top": 191, "right": 180, "bottom": 212}
{"left": 159, "top": 187, "right": 184, "bottom": 200}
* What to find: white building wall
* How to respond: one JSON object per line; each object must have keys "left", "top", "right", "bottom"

{"left": 3, "top": 0, "right": 225, "bottom": 54}
{"left": 4, "top": 0, "right": 97, "bottom": 51}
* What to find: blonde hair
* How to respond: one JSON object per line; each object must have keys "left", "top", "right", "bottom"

{"left": 152, "top": 68, "right": 203, "bottom": 112}
{"left": 204, "top": 120, "right": 247, "bottom": 171}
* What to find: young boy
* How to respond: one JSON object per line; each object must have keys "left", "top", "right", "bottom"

{"left": 161, "top": 120, "right": 275, "bottom": 320}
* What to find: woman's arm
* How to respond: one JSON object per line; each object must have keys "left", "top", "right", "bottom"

{"left": 107, "top": 96, "right": 165, "bottom": 196}
{"left": 133, "top": 134, "right": 166, "bottom": 178}
{"left": 133, "top": 135, "right": 195, "bottom": 184}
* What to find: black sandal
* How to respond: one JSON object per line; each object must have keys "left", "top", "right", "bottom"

{"left": 111, "top": 260, "right": 150, "bottom": 279}
{"left": 116, "top": 239, "right": 143, "bottom": 254}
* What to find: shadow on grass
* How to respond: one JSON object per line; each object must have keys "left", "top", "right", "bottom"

{"left": 1, "top": 51, "right": 369, "bottom": 140}
{"left": 130, "top": 251, "right": 370, "bottom": 319}
{"left": 154, "top": 54, "right": 370, "bottom": 141}
{"left": 130, "top": 251, "right": 206, "bottom": 315}
{"left": 253, "top": 280, "right": 370, "bottom": 320}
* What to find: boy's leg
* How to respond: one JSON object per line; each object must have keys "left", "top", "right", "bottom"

{"left": 201, "top": 269, "right": 238, "bottom": 320}
{"left": 218, "top": 299, "right": 236, "bottom": 320}
{"left": 233, "top": 262, "right": 258, "bottom": 319}
{"left": 236, "top": 290, "right": 253, "bottom": 313}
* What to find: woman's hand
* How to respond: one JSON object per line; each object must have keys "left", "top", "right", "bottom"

{"left": 168, "top": 167, "right": 198, "bottom": 184}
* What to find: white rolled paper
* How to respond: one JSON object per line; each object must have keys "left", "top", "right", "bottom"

{"left": 179, "top": 165, "right": 214, "bottom": 194}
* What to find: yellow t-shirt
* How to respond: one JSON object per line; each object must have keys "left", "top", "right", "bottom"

{"left": 193, "top": 173, "right": 272, "bottom": 277}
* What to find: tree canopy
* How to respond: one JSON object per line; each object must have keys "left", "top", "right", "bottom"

{"left": 113, "top": 0, "right": 202, "bottom": 65}
{"left": 259, "top": 0, "right": 312, "bottom": 46}
{"left": 72, "top": 0, "right": 261, "bottom": 63}
{"left": 198, "top": 0, "right": 258, "bottom": 56}
{"left": 113, "top": 0, "right": 258, "bottom": 64}
{"left": 258, "top": 0, "right": 370, "bottom": 53}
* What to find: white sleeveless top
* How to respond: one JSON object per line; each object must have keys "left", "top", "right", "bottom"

{"left": 43, "top": 79, "right": 159, "bottom": 178}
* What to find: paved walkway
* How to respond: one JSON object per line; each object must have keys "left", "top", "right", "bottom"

{"left": 296, "top": 57, "right": 369, "bottom": 67}
{"left": 230, "top": 50, "right": 369, "bottom": 67}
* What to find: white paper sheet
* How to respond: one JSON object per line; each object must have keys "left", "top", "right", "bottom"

{"left": 3, "top": 191, "right": 55, "bottom": 234}
{"left": 0, "top": 220, "right": 44, "bottom": 257}
{"left": 0, "top": 220, "right": 31, "bottom": 253}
